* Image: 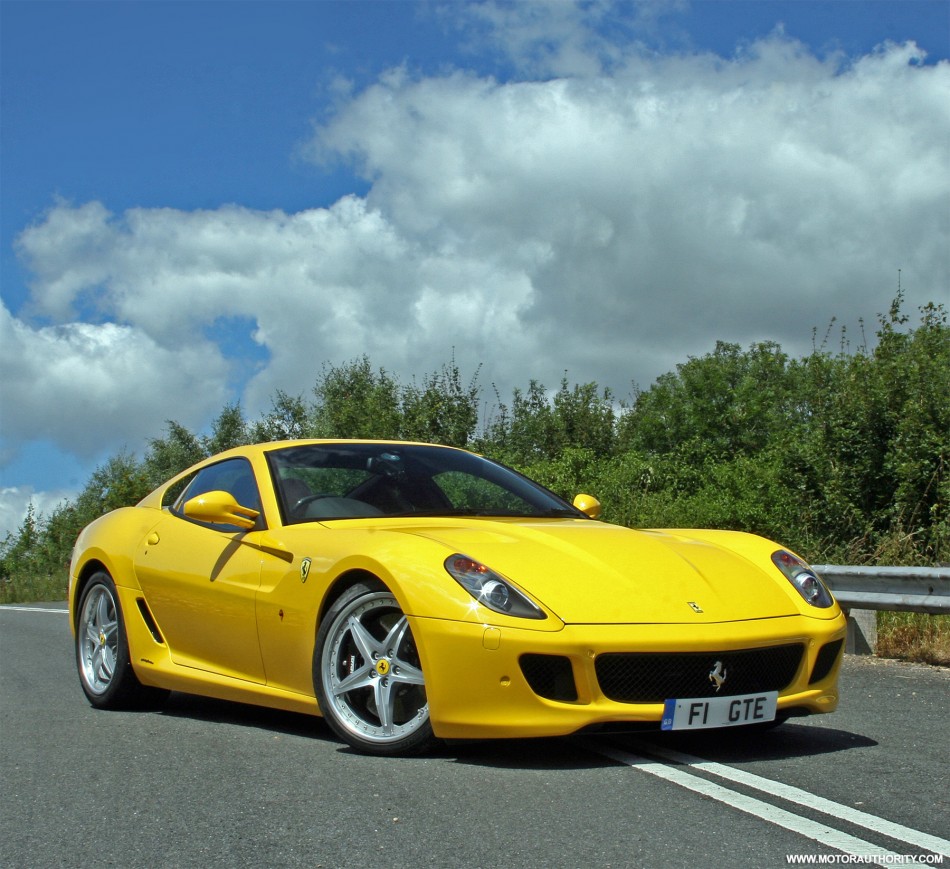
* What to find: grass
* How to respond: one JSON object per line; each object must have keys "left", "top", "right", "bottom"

{"left": 0, "top": 571, "right": 69, "bottom": 605}
{"left": 876, "top": 611, "right": 950, "bottom": 667}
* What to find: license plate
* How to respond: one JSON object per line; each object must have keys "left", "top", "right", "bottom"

{"left": 661, "top": 691, "right": 778, "bottom": 731}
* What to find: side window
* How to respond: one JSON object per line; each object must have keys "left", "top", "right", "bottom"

{"left": 163, "top": 471, "right": 197, "bottom": 509}
{"left": 174, "top": 458, "right": 263, "bottom": 530}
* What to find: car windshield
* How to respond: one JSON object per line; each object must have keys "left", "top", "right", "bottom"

{"left": 267, "top": 443, "right": 583, "bottom": 524}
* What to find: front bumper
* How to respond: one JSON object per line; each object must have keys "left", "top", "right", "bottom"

{"left": 414, "top": 613, "right": 846, "bottom": 739}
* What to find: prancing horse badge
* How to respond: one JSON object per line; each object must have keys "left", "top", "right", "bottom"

{"left": 300, "top": 557, "right": 312, "bottom": 583}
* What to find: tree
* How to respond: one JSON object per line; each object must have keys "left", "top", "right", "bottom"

{"left": 617, "top": 340, "right": 793, "bottom": 464}
{"left": 400, "top": 361, "right": 481, "bottom": 447}
{"left": 203, "top": 403, "right": 249, "bottom": 455}
{"left": 877, "top": 302, "right": 949, "bottom": 550}
{"left": 144, "top": 421, "right": 206, "bottom": 487}
{"left": 551, "top": 380, "right": 616, "bottom": 456}
{"left": 5, "top": 305, "right": 948, "bottom": 607}
{"left": 249, "top": 390, "right": 315, "bottom": 442}
{"left": 0, "top": 503, "right": 40, "bottom": 583}
{"left": 785, "top": 300, "right": 950, "bottom": 559}
{"left": 312, "top": 356, "right": 402, "bottom": 439}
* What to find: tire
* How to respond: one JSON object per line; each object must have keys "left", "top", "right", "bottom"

{"left": 75, "top": 571, "right": 168, "bottom": 710}
{"left": 314, "top": 580, "right": 434, "bottom": 756}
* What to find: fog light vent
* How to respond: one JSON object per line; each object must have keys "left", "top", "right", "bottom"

{"left": 520, "top": 654, "right": 578, "bottom": 702}
{"left": 809, "top": 639, "right": 843, "bottom": 684}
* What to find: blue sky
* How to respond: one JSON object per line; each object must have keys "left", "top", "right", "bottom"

{"left": 2, "top": 0, "right": 948, "bottom": 537}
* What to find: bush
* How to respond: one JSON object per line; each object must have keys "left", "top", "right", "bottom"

{"left": 4, "top": 297, "right": 946, "bottom": 632}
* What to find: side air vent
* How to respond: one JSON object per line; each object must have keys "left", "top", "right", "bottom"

{"left": 136, "top": 599, "right": 165, "bottom": 644}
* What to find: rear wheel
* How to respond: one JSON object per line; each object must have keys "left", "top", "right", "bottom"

{"left": 314, "top": 581, "right": 434, "bottom": 755}
{"left": 76, "top": 571, "right": 167, "bottom": 709}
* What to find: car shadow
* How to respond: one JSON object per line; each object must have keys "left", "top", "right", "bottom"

{"left": 445, "top": 721, "right": 877, "bottom": 769}
{"left": 605, "top": 720, "right": 877, "bottom": 761}
{"left": 156, "top": 690, "right": 337, "bottom": 743}
{"left": 147, "top": 691, "right": 876, "bottom": 769}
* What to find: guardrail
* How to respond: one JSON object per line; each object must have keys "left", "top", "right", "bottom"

{"left": 815, "top": 565, "right": 950, "bottom": 615}
{"left": 814, "top": 565, "right": 950, "bottom": 654}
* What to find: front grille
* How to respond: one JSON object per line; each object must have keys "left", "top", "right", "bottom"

{"left": 595, "top": 644, "right": 804, "bottom": 703}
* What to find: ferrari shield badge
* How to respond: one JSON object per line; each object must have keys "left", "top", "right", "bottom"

{"left": 300, "top": 557, "right": 312, "bottom": 583}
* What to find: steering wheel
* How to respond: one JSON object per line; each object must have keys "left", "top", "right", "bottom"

{"left": 291, "top": 493, "right": 330, "bottom": 517}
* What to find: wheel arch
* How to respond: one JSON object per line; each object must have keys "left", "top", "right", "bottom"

{"left": 316, "top": 568, "right": 388, "bottom": 636}
{"left": 70, "top": 558, "right": 111, "bottom": 631}
{"left": 312, "top": 565, "right": 441, "bottom": 704}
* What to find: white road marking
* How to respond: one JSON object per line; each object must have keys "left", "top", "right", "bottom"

{"left": 0, "top": 605, "right": 68, "bottom": 614}
{"left": 588, "top": 741, "right": 927, "bottom": 860}
{"left": 642, "top": 742, "right": 950, "bottom": 858}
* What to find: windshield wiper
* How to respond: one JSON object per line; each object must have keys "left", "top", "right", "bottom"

{"left": 532, "top": 507, "right": 584, "bottom": 518}
{"left": 383, "top": 507, "right": 581, "bottom": 519}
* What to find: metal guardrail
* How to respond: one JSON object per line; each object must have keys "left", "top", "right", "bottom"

{"left": 815, "top": 565, "right": 950, "bottom": 615}
{"left": 813, "top": 565, "right": 949, "bottom": 655}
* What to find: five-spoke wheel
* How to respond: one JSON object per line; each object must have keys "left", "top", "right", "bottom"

{"left": 77, "top": 579, "right": 120, "bottom": 696}
{"left": 314, "top": 581, "right": 434, "bottom": 755}
{"left": 75, "top": 571, "right": 167, "bottom": 709}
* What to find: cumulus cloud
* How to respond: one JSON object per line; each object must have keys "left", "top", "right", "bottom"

{"left": 12, "top": 195, "right": 538, "bottom": 419}
{"left": 448, "top": 0, "right": 685, "bottom": 78}
{"left": 0, "top": 486, "right": 76, "bottom": 544}
{"left": 4, "top": 27, "right": 948, "bottom": 495}
{"left": 0, "top": 299, "right": 230, "bottom": 462}
{"left": 313, "top": 34, "right": 948, "bottom": 378}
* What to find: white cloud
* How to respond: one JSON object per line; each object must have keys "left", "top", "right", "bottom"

{"left": 4, "top": 30, "right": 948, "bottom": 487}
{"left": 0, "top": 486, "right": 75, "bottom": 541}
{"left": 12, "top": 192, "right": 548, "bottom": 424}
{"left": 312, "top": 35, "right": 948, "bottom": 373}
{"left": 448, "top": 0, "right": 687, "bottom": 78}
{"left": 0, "top": 299, "right": 230, "bottom": 462}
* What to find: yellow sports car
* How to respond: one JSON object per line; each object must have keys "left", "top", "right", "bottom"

{"left": 69, "top": 440, "right": 846, "bottom": 755}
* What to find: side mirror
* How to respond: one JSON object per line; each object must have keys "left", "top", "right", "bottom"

{"left": 183, "top": 490, "right": 259, "bottom": 530}
{"left": 572, "top": 493, "right": 601, "bottom": 519}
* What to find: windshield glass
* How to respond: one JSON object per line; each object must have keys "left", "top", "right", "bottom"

{"left": 266, "top": 443, "right": 583, "bottom": 524}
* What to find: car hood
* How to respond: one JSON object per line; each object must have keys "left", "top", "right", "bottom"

{"left": 396, "top": 519, "right": 798, "bottom": 624}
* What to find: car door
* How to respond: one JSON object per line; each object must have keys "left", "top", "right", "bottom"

{"left": 133, "top": 457, "right": 266, "bottom": 683}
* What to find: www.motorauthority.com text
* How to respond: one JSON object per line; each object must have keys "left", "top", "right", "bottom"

{"left": 787, "top": 856, "right": 944, "bottom": 865}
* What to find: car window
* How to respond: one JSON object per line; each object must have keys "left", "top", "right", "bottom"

{"left": 174, "top": 457, "right": 263, "bottom": 530}
{"left": 268, "top": 443, "right": 581, "bottom": 524}
{"left": 432, "top": 471, "right": 533, "bottom": 514}
{"left": 162, "top": 472, "right": 196, "bottom": 508}
{"left": 280, "top": 466, "right": 373, "bottom": 501}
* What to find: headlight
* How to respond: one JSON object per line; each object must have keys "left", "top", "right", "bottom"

{"left": 771, "top": 550, "right": 834, "bottom": 608}
{"left": 444, "top": 555, "right": 546, "bottom": 620}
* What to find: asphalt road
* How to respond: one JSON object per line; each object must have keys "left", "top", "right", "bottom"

{"left": 1, "top": 603, "right": 947, "bottom": 869}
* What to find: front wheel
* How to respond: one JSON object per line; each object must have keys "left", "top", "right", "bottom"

{"left": 314, "top": 581, "right": 434, "bottom": 756}
{"left": 75, "top": 571, "right": 167, "bottom": 709}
